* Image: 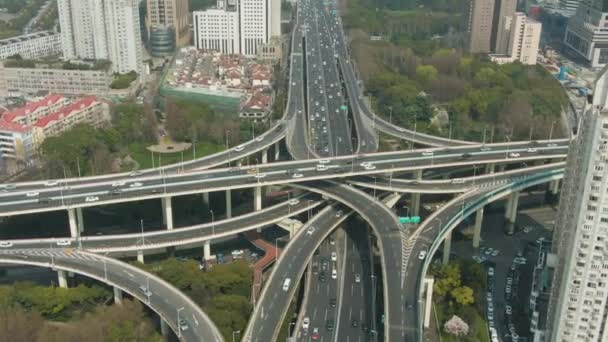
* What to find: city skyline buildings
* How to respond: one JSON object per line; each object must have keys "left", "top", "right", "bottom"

{"left": 57, "top": 0, "right": 143, "bottom": 74}
{"left": 564, "top": 0, "right": 608, "bottom": 68}
{"left": 146, "top": 0, "right": 191, "bottom": 47}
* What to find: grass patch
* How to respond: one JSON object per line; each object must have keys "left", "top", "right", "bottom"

{"left": 127, "top": 141, "right": 224, "bottom": 170}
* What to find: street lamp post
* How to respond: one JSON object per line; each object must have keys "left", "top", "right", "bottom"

{"left": 177, "top": 307, "right": 185, "bottom": 338}
{"left": 549, "top": 120, "right": 556, "bottom": 141}
{"left": 140, "top": 219, "right": 145, "bottom": 247}
{"left": 388, "top": 106, "right": 393, "bottom": 124}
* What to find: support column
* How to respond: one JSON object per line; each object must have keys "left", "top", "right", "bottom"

{"left": 57, "top": 270, "right": 68, "bottom": 288}
{"left": 113, "top": 287, "right": 123, "bottom": 305}
{"left": 508, "top": 192, "right": 520, "bottom": 223}
{"left": 473, "top": 208, "right": 484, "bottom": 248}
{"left": 442, "top": 232, "right": 452, "bottom": 265}
{"left": 67, "top": 208, "right": 79, "bottom": 238}
{"left": 498, "top": 164, "right": 506, "bottom": 172}
{"left": 203, "top": 192, "right": 210, "bottom": 205}
{"left": 76, "top": 207, "right": 84, "bottom": 233}
{"left": 160, "top": 319, "right": 169, "bottom": 338}
{"left": 484, "top": 163, "right": 495, "bottom": 174}
{"left": 274, "top": 141, "right": 280, "bottom": 161}
{"left": 162, "top": 197, "right": 173, "bottom": 230}
{"left": 411, "top": 170, "right": 422, "bottom": 216}
{"left": 137, "top": 250, "right": 145, "bottom": 264}
{"left": 504, "top": 192, "right": 519, "bottom": 235}
{"left": 225, "top": 189, "right": 232, "bottom": 218}
{"left": 204, "top": 241, "right": 212, "bottom": 260}
{"left": 254, "top": 187, "right": 262, "bottom": 211}
{"left": 262, "top": 148, "right": 268, "bottom": 164}
{"left": 423, "top": 277, "right": 435, "bottom": 328}
{"left": 550, "top": 179, "right": 560, "bottom": 195}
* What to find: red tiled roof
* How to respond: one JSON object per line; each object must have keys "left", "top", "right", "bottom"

{"left": 1, "top": 94, "right": 65, "bottom": 123}
{"left": 33, "top": 96, "right": 98, "bottom": 128}
{"left": 242, "top": 92, "right": 271, "bottom": 110}
{"left": 0, "top": 120, "right": 30, "bottom": 133}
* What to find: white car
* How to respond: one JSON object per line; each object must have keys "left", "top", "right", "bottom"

{"left": 316, "top": 164, "right": 328, "bottom": 172}
{"left": 45, "top": 180, "right": 59, "bottom": 187}
{"left": 129, "top": 182, "right": 143, "bottom": 188}
{"left": 26, "top": 192, "right": 39, "bottom": 197}
{"left": 318, "top": 159, "right": 331, "bottom": 164}
{"left": 508, "top": 152, "right": 520, "bottom": 158}
{"left": 234, "top": 145, "right": 245, "bottom": 152}
{"left": 56, "top": 239, "right": 71, "bottom": 246}
{"left": 254, "top": 173, "right": 267, "bottom": 179}
{"left": 292, "top": 173, "right": 304, "bottom": 179}
{"left": 488, "top": 267, "right": 494, "bottom": 276}
{"left": 331, "top": 268, "right": 337, "bottom": 279}
{"left": 0, "top": 241, "right": 13, "bottom": 248}
{"left": 331, "top": 251, "right": 337, "bottom": 261}
{"left": 289, "top": 198, "right": 300, "bottom": 206}
{"left": 307, "top": 226, "right": 316, "bottom": 235}
{"left": 302, "top": 317, "right": 310, "bottom": 330}
{"left": 397, "top": 127, "right": 406, "bottom": 132}
{"left": 527, "top": 148, "right": 537, "bottom": 153}
{"left": 505, "top": 305, "right": 512, "bottom": 315}
{"left": 418, "top": 250, "right": 427, "bottom": 260}
{"left": 255, "top": 136, "right": 264, "bottom": 142}
{"left": 85, "top": 196, "right": 99, "bottom": 202}
{"left": 547, "top": 143, "right": 557, "bottom": 147}
{"left": 355, "top": 274, "right": 361, "bottom": 283}
{"left": 422, "top": 151, "right": 434, "bottom": 156}
{"left": 364, "top": 164, "right": 376, "bottom": 170}
{"left": 112, "top": 181, "right": 126, "bottom": 187}
{"left": 129, "top": 171, "right": 143, "bottom": 177}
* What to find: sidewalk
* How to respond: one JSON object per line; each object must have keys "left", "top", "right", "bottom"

{"left": 245, "top": 231, "right": 282, "bottom": 303}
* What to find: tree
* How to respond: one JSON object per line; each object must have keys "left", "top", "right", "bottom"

{"left": 450, "top": 286, "right": 474, "bottom": 306}
{"left": 0, "top": 306, "right": 44, "bottom": 342}
{"left": 415, "top": 65, "right": 438, "bottom": 86}
{"left": 432, "top": 263, "right": 461, "bottom": 298}
{"left": 444, "top": 315, "right": 469, "bottom": 336}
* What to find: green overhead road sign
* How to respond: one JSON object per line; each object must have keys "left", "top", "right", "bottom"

{"left": 399, "top": 216, "right": 421, "bottom": 224}
{"left": 340, "top": 105, "right": 348, "bottom": 110}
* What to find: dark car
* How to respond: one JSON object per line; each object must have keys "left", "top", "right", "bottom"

{"left": 461, "top": 152, "right": 472, "bottom": 159}
{"left": 326, "top": 320, "right": 334, "bottom": 331}
{"left": 330, "top": 298, "right": 337, "bottom": 308}
{"left": 312, "top": 265, "right": 319, "bottom": 275}
{"left": 362, "top": 324, "right": 370, "bottom": 333}
{"left": 351, "top": 319, "right": 359, "bottom": 328}
{"left": 319, "top": 271, "right": 327, "bottom": 282}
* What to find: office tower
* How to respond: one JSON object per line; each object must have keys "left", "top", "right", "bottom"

{"left": 193, "top": 0, "right": 280, "bottom": 57}
{"left": 564, "top": 0, "right": 608, "bottom": 68}
{"left": 547, "top": 67, "right": 608, "bottom": 341}
{"left": 491, "top": 0, "right": 516, "bottom": 54}
{"left": 57, "top": 0, "right": 143, "bottom": 74}
{"left": 466, "top": 0, "right": 495, "bottom": 53}
{"left": 503, "top": 13, "right": 541, "bottom": 65}
{"left": 193, "top": 0, "right": 240, "bottom": 54}
{"left": 147, "top": 0, "right": 190, "bottom": 49}
{"left": 560, "top": 0, "right": 581, "bottom": 13}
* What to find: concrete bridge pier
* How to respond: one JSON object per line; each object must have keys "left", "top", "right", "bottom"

{"left": 113, "top": 287, "right": 123, "bottom": 305}
{"left": 226, "top": 189, "right": 232, "bottom": 218}
{"left": 504, "top": 192, "right": 520, "bottom": 234}
{"left": 203, "top": 192, "right": 210, "bottom": 206}
{"left": 57, "top": 270, "right": 68, "bottom": 288}
{"left": 137, "top": 250, "right": 145, "bottom": 264}
{"left": 498, "top": 164, "right": 506, "bottom": 172}
{"left": 411, "top": 170, "right": 422, "bottom": 216}
{"left": 203, "top": 241, "right": 212, "bottom": 260}
{"left": 161, "top": 197, "right": 173, "bottom": 230}
{"left": 485, "top": 163, "right": 495, "bottom": 174}
{"left": 423, "top": 277, "right": 434, "bottom": 328}
{"left": 67, "top": 208, "right": 84, "bottom": 238}
{"left": 160, "top": 319, "right": 169, "bottom": 338}
{"left": 262, "top": 148, "right": 269, "bottom": 164}
{"left": 442, "top": 232, "right": 452, "bottom": 265}
{"left": 274, "top": 141, "right": 280, "bottom": 161}
{"left": 254, "top": 187, "right": 263, "bottom": 231}
{"left": 549, "top": 179, "right": 560, "bottom": 195}
{"left": 76, "top": 208, "right": 84, "bottom": 233}
{"left": 472, "top": 208, "right": 484, "bottom": 248}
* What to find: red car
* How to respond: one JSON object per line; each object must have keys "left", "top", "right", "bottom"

{"left": 311, "top": 327, "right": 320, "bottom": 340}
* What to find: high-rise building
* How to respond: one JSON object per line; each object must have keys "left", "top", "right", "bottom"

{"left": 146, "top": 0, "right": 190, "bottom": 49}
{"left": 193, "top": 0, "right": 280, "bottom": 57}
{"left": 564, "top": 0, "right": 608, "bottom": 68}
{"left": 546, "top": 66, "right": 608, "bottom": 341}
{"left": 57, "top": 0, "right": 143, "bottom": 74}
{"left": 491, "top": 0, "right": 517, "bottom": 54}
{"left": 465, "top": 0, "right": 495, "bottom": 53}
{"left": 490, "top": 13, "right": 541, "bottom": 65}
{"left": 560, "top": 0, "right": 581, "bottom": 13}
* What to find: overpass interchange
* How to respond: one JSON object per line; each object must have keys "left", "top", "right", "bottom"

{"left": 0, "top": 0, "right": 573, "bottom": 340}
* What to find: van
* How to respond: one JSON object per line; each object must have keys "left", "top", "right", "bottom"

{"left": 282, "top": 278, "right": 291, "bottom": 291}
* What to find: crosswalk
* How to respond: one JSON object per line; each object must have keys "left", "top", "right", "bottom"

{"left": 0, "top": 248, "right": 101, "bottom": 263}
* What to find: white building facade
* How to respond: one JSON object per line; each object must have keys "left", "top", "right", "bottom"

{"left": 193, "top": 0, "right": 280, "bottom": 57}
{"left": 57, "top": 0, "right": 143, "bottom": 74}
{"left": 0, "top": 31, "right": 62, "bottom": 60}
{"left": 490, "top": 13, "right": 541, "bottom": 65}
{"left": 564, "top": 0, "right": 608, "bottom": 68}
{"left": 547, "top": 66, "right": 608, "bottom": 341}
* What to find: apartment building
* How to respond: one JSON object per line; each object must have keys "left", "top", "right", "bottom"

{"left": 564, "top": 0, "right": 608, "bottom": 68}
{"left": 0, "top": 31, "right": 62, "bottom": 60}
{"left": 490, "top": 13, "right": 541, "bottom": 65}
{"left": 193, "top": 0, "right": 281, "bottom": 57}
{"left": 57, "top": 0, "right": 143, "bottom": 74}
{"left": 0, "top": 62, "right": 112, "bottom": 97}
{"left": 466, "top": 0, "right": 495, "bottom": 53}
{"left": 546, "top": 66, "right": 608, "bottom": 341}
{"left": 147, "top": 0, "right": 190, "bottom": 53}
{"left": 0, "top": 95, "right": 109, "bottom": 163}
{"left": 491, "top": 0, "right": 517, "bottom": 54}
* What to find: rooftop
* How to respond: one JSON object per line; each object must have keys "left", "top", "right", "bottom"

{"left": 0, "top": 31, "right": 57, "bottom": 47}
